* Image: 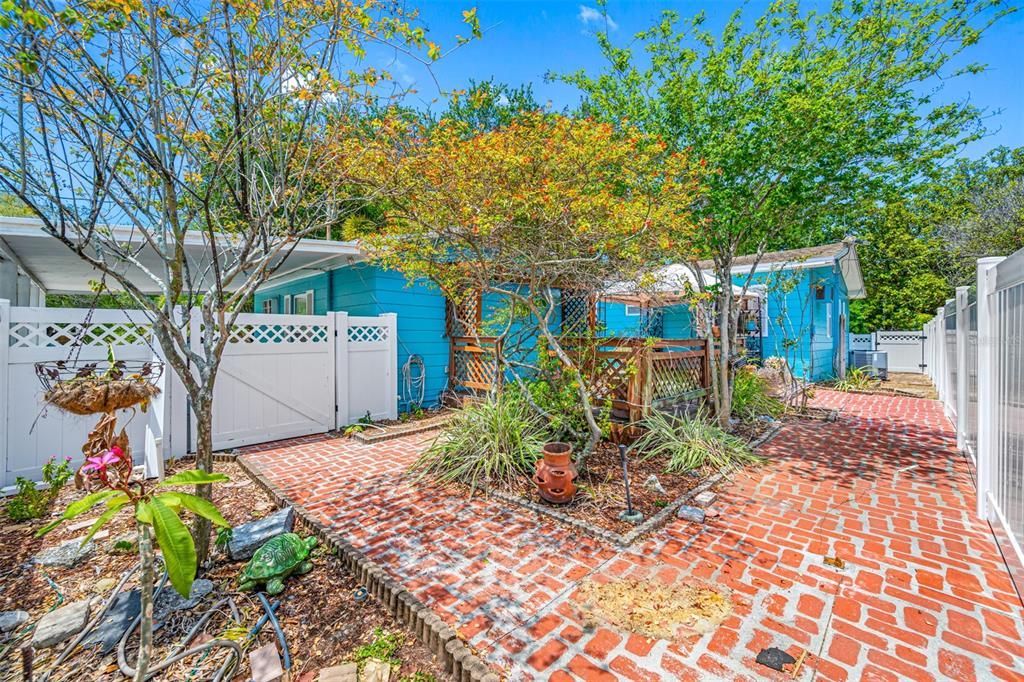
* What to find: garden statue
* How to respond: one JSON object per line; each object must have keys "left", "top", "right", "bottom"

{"left": 238, "top": 533, "right": 317, "bottom": 595}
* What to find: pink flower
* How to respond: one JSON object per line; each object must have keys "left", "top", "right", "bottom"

{"left": 82, "top": 448, "right": 122, "bottom": 474}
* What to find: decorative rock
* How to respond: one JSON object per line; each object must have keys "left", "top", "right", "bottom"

{"left": 81, "top": 589, "right": 140, "bottom": 653}
{"left": 361, "top": 659, "right": 392, "bottom": 682}
{"left": 676, "top": 505, "right": 706, "bottom": 524}
{"left": 249, "top": 641, "right": 284, "bottom": 682}
{"left": 756, "top": 646, "right": 796, "bottom": 672}
{"left": 0, "top": 610, "right": 29, "bottom": 633}
{"left": 642, "top": 474, "right": 667, "bottom": 495}
{"left": 33, "top": 539, "right": 95, "bottom": 568}
{"left": 153, "top": 579, "right": 213, "bottom": 621}
{"left": 693, "top": 491, "right": 718, "bottom": 508}
{"left": 31, "top": 600, "right": 92, "bottom": 648}
{"left": 229, "top": 507, "right": 294, "bottom": 560}
{"left": 319, "top": 663, "right": 358, "bottom": 682}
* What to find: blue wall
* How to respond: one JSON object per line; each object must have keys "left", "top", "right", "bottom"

{"left": 256, "top": 264, "right": 449, "bottom": 417}
{"left": 747, "top": 264, "right": 846, "bottom": 382}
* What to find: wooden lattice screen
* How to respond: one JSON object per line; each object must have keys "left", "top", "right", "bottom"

{"left": 560, "top": 290, "right": 596, "bottom": 336}
{"left": 445, "top": 290, "right": 482, "bottom": 337}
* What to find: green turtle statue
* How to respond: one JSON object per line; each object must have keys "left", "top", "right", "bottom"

{"left": 237, "top": 533, "right": 317, "bottom": 595}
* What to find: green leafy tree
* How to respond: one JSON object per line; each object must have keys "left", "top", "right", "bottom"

{"left": 558, "top": 0, "right": 1010, "bottom": 423}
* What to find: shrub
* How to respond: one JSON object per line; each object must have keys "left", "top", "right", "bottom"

{"left": 633, "top": 409, "right": 760, "bottom": 474}
{"left": 731, "top": 367, "right": 785, "bottom": 421}
{"left": 410, "top": 392, "right": 545, "bottom": 490}
{"left": 833, "top": 366, "right": 878, "bottom": 392}
{"left": 5, "top": 456, "right": 74, "bottom": 521}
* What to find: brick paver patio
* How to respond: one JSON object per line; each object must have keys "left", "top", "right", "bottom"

{"left": 240, "top": 390, "right": 1024, "bottom": 681}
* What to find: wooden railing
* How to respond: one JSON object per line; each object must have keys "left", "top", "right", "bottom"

{"left": 448, "top": 335, "right": 712, "bottom": 420}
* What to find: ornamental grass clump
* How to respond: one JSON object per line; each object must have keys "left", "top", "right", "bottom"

{"left": 410, "top": 392, "right": 546, "bottom": 492}
{"left": 730, "top": 367, "right": 785, "bottom": 421}
{"left": 633, "top": 409, "right": 760, "bottom": 474}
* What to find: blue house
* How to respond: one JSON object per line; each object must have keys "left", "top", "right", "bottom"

{"left": 254, "top": 240, "right": 863, "bottom": 415}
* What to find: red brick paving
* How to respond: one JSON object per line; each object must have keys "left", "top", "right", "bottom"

{"left": 240, "top": 390, "right": 1024, "bottom": 680}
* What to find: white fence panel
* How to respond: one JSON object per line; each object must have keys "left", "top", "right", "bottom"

{"left": 928, "top": 254, "right": 1024, "bottom": 597}
{"left": 0, "top": 303, "right": 164, "bottom": 488}
{"left": 2, "top": 303, "right": 399, "bottom": 485}
{"left": 204, "top": 311, "right": 336, "bottom": 451}
{"left": 336, "top": 313, "right": 398, "bottom": 425}
{"left": 876, "top": 330, "right": 926, "bottom": 373}
{"left": 849, "top": 334, "right": 874, "bottom": 352}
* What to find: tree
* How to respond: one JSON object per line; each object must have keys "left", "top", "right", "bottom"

{"left": 0, "top": 0, "right": 477, "bottom": 561}
{"left": 559, "top": 0, "right": 1009, "bottom": 422}
{"left": 364, "top": 113, "right": 704, "bottom": 459}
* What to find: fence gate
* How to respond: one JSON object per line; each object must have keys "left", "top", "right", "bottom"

{"left": 205, "top": 311, "right": 337, "bottom": 451}
{"left": 875, "top": 330, "right": 926, "bottom": 373}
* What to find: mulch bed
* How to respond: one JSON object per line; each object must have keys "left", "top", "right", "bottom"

{"left": 0, "top": 460, "right": 444, "bottom": 682}
{"left": 454, "top": 417, "right": 779, "bottom": 540}
{"left": 495, "top": 442, "right": 705, "bottom": 536}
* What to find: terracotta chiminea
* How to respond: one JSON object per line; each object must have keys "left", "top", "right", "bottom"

{"left": 533, "top": 442, "right": 577, "bottom": 504}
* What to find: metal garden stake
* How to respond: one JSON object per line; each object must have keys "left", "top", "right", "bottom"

{"left": 618, "top": 444, "right": 644, "bottom": 524}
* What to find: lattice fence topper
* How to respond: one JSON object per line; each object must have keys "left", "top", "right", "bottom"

{"left": 347, "top": 325, "right": 389, "bottom": 344}
{"left": 8, "top": 321, "right": 152, "bottom": 349}
{"left": 227, "top": 323, "right": 328, "bottom": 344}
{"left": 877, "top": 332, "right": 924, "bottom": 342}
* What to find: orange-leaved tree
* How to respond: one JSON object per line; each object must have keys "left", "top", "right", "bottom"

{"left": 365, "top": 113, "right": 706, "bottom": 460}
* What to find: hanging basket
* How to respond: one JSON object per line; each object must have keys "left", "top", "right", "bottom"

{"left": 35, "top": 360, "right": 163, "bottom": 416}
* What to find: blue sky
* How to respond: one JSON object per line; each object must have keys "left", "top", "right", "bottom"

{"left": 375, "top": 1, "right": 1024, "bottom": 160}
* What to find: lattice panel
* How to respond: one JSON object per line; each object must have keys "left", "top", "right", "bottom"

{"left": 446, "top": 292, "right": 481, "bottom": 337}
{"left": 227, "top": 324, "right": 328, "bottom": 344}
{"left": 451, "top": 346, "right": 499, "bottom": 391}
{"left": 649, "top": 355, "right": 704, "bottom": 401}
{"left": 8, "top": 321, "right": 152, "bottom": 349}
{"left": 561, "top": 291, "right": 595, "bottom": 336}
{"left": 348, "top": 325, "right": 389, "bottom": 344}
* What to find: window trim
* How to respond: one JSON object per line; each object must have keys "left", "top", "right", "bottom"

{"left": 261, "top": 298, "right": 276, "bottom": 314}
{"left": 624, "top": 304, "right": 642, "bottom": 317}
{"left": 293, "top": 290, "right": 314, "bottom": 315}
{"left": 824, "top": 302, "right": 833, "bottom": 339}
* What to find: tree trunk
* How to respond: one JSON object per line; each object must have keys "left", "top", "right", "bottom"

{"left": 716, "top": 283, "right": 733, "bottom": 428}
{"left": 535, "top": 325, "right": 602, "bottom": 468}
{"left": 134, "top": 522, "right": 154, "bottom": 682}
{"left": 192, "top": 397, "right": 214, "bottom": 565}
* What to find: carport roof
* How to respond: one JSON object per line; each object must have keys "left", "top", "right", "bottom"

{"left": 0, "top": 216, "right": 363, "bottom": 295}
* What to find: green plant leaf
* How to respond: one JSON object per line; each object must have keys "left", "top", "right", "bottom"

{"left": 156, "top": 491, "right": 229, "bottom": 528}
{"left": 136, "top": 500, "right": 154, "bottom": 525}
{"left": 80, "top": 497, "right": 131, "bottom": 546}
{"left": 158, "top": 470, "right": 229, "bottom": 487}
{"left": 36, "top": 490, "right": 122, "bottom": 537}
{"left": 148, "top": 496, "right": 197, "bottom": 598}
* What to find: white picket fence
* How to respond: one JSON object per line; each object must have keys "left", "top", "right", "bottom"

{"left": 0, "top": 302, "right": 397, "bottom": 488}
{"left": 924, "top": 254, "right": 1024, "bottom": 590}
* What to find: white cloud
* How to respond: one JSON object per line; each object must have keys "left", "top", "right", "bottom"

{"left": 578, "top": 5, "right": 618, "bottom": 32}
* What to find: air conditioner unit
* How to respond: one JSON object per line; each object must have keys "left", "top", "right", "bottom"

{"left": 850, "top": 350, "right": 888, "bottom": 380}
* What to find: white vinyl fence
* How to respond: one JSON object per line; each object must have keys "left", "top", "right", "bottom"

{"left": 0, "top": 302, "right": 397, "bottom": 488}
{"left": 924, "top": 254, "right": 1024, "bottom": 588}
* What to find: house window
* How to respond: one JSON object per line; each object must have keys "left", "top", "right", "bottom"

{"left": 624, "top": 304, "right": 642, "bottom": 317}
{"left": 283, "top": 294, "right": 292, "bottom": 314}
{"left": 824, "top": 302, "right": 833, "bottom": 339}
{"left": 261, "top": 298, "right": 277, "bottom": 314}
{"left": 293, "top": 290, "right": 314, "bottom": 315}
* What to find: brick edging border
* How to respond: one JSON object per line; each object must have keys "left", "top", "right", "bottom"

{"left": 235, "top": 456, "right": 501, "bottom": 682}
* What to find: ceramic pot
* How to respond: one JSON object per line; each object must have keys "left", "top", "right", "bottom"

{"left": 533, "top": 442, "right": 577, "bottom": 504}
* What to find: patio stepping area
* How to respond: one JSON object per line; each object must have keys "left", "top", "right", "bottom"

{"left": 240, "top": 391, "right": 1024, "bottom": 681}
